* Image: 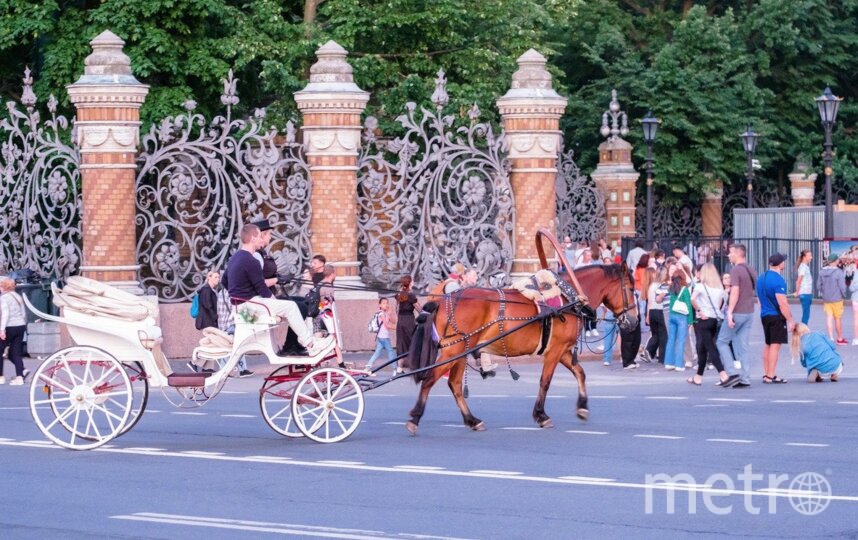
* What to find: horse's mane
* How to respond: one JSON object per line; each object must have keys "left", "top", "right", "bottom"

{"left": 576, "top": 263, "right": 626, "bottom": 281}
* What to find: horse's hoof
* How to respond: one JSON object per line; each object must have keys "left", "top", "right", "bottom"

{"left": 472, "top": 421, "right": 486, "bottom": 432}
{"left": 577, "top": 408, "right": 590, "bottom": 422}
{"left": 539, "top": 418, "right": 554, "bottom": 429}
{"left": 405, "top": 421, "right": 418, "bottom": 436}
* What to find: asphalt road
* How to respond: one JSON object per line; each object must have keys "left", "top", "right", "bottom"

{"left": 1, "top": 304, "right": 857, "bottom": 539}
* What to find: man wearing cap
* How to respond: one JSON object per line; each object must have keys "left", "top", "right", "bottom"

{"left": 755, "top": 253, "right": 795, "bottom": 384}
{"left": 251, "top": 219, "right": 280, "bottom": 295}
{"left": 819, "top": 252, "right": 847, "bottom": 344}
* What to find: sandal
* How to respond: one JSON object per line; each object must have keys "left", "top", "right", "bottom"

{"left": 686, "top": 377, "right": 702, "bottom": 386}
{"left": 771, "top": 375, "right": 788, "bottom": 384}
{"left": 762, "top": 375, "right": 773, "bottom": 384}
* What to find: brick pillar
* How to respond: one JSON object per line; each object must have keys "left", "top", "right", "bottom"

{"left": 496, "top": 49, "right": 566, "bottom": 277}
{"left": 294, "top": 41, "right": 369, "bottom": 292}
{"left": 67, "top": 30, "right": 148, "bottom": 293}
{"left": 701, "top": 180, "right": 723, "bottom": 237}
{"left": 788, "top": 156, "right": 818, "bottom": 208}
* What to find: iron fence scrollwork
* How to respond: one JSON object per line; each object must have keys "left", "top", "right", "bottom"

{"left": 555, "top": 149, "right": 606, "bottom": 242}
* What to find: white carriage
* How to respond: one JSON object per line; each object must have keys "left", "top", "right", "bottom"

{"left": 24, "top": 276, "right": 365, "bottom": 450}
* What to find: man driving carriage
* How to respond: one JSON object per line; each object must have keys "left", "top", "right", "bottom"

{"left": 226, "top": 223, "right": 333, "bottom": 357}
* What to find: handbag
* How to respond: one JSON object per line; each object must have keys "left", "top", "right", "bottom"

{"left": 701, "top": 285, "right": 724, "bottom": 334}
{"left": 671, "top": 287, "right": 689, "bottom": 315}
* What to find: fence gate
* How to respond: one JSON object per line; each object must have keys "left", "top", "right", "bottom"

{"left": 555, "top": 149, "right": 606, "bottom": 242}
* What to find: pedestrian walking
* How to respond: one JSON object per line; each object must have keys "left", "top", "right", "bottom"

{"left": 819, "top": 253, "right": 847, "bottom": 344}
{"left": 791, "top": 323, "right": 842, "bottom": 382}
{"left": 664, "top": 264, "right": 693, "bottom": 371}
{"left": 716, "top": 244, "right": 756, "bottom": 388}
{"left": 644, "top": 266, "right": 669, "bottom": 364}
{"left": 0, "top": 276, "right": 28, "bottom": 386}
{"left": 195, "top": 269, "right": 221, "bottom": 331}
{"left": 634, "top": 255, "right": 650, "bottom": 334}
{"left": 687, "top": 264, "right": 731, "bottom": 386}
{"left": 365, "top": 298, "right": 397, "bottom": 374}
{"left": 847, "top": 261, "right": 858, "bottom": 345}
{"left": 794, "top": 250, "right": 814, "bottom": 325}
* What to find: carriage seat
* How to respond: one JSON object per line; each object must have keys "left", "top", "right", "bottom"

{"left": 189, "top": 328, "right": 235, "bottom": 371}
{"left": 137, "top": 326, "right": 164, "bottom": 350}
{"left": 167, "top": 371, "right": 212, "bottom": 387}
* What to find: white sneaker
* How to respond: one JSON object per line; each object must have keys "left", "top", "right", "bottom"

{"left": 9, "top": 376, "right": 24, "bottom": 386}
{"left": 0, "top": 376, "right": 5, "bottom": 385}
{"left": 585, "top": 331, "right": 592, "bottom": 337}
{"left": 306, "top": 336, "right": 335, "bottom": 357}
{"left": 852, "top": 339, "right": 858, "bottom": 346}
{"left": 675, "top": 367, "right": 686, "bottom": 372}
{"left": 624, "top": 363, "right": 638, "bottom": 370}
{"left": 592, "top": 329, "right": 600, "bottom": 337}
{"left": 665, "top": 365, "right": 675, "bottom": 371}
{"left": 684, "top": 361, "right": 693, "bottom": 368}
{"left": 603, "top": 361, "right": 611, "bottom": 366}
{"left": 596, "top": 344, "right": 605, "bottom": 351}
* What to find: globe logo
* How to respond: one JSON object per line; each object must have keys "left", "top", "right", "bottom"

{"left": 789, "top": 472, "right": 831, "bottom": 515}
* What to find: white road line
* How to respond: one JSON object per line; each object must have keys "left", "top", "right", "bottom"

{"left": 383, "top": 422, "right": 405, "bottom": 425}
{"left": 707, "top": 398, "right": 754, "bottom": 402}
{"left": 838, "top": 401, "right": 858, "bottom": 405}
{"left": 501, "top": 427, "right": 541, "bottom": 431}
{"left": 0, "top": 406, "right": 34, "bottom": 410}
{"left": 146, "top": 410, "right": 162, "bottom": 413}
{"left": 525, "top": 395, "right": 568, "bottom": 399}
{"left": 470, "top": 395, "right": 510, "bottom": 398}
{"left": 4, "top": 440, "right": 858, "bottom": 505}
{"left": 318, "top": 460, "right": 365, "bottom": 466}
{"left": 393, "top": 465, "right": 446, "bottom": 471}
{"left": 22, "top": 440, "right": 53, "bottom": 445}
{"left": 590, "top": 395, "right": 626, "bottom": 399}
{"left": 566, "top": 430, "right": 609, "bottom": 435}
{"left": 468, "top": 470, "right": 523, "bottom": 476}
{"left": 558, "top": 475, "right": 615, "bottom": 482}
{"left": 758, "top": 488, "right": 827, "bottom": 495}
{"left": 771, "top": 400, "right": 815, "bottom": 404}
{"left": 634, "top": 434, "right": 684, "bottom": 440}
{"left": 171, "top": 411, "right": 207, "bottom": 416}
{"left": 645, "top": 396, "right": 687, "bottom": 400}
{"left": 693, "top": 404, "right": 728, "bottom": 408}
{"left": 651, "top": 482, "right": 712, "bottom": 489}
{"left": 441, "top": 424, "right": 467, "bottom": 428}
{"left": 181, "top": 451, "right": 225, "bottom": 456}
{"left": 221, "top": 414, "right": 256, "bottom": 418}
{"left": 122, "top": 447, "right": 166, "bottom": 452}
{"left": 111, "top": 512, "right": 475, "bottom": 540}
{"left": 707, "top": 438, "right": 755, "bottom": 444}
{"left": 785, "top": 442, "right": 829, "bottom": 448}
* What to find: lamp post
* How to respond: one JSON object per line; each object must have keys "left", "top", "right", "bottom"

{"left": 740, "top": 125, "right": 759, "bottom": 208}
{"left": 641, "top": 111, "right": 659, "bottom": 246}
{"left": 815, "top": 86, "right": 843, "bottom": 239}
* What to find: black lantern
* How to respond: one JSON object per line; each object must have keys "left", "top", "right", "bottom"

{"left": 641, "top": 111, "right": 660, "bottom": 246}
{"left": 816, "top": 86, "right": 842, "bottom": 125}
{"left": 739, "top": 125, "right": 759, "bottom": 208}
{"left": 642, "top": 111, "right": 659, "bottom": 144}
{"left": 816, "top": 86, "right": 844, "bottom": 238}
{"left": 740, "top": 125, "right": 758, "bottom": 154}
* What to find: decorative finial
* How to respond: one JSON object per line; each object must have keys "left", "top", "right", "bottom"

{"left": 431, "top": 69, "right": 448, "bottom": 110}
{"left": 600, "top": 89, "right": 629, "bottom": 141}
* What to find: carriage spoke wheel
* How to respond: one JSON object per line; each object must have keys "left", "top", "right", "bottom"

{"left": 259, "top": 366, "right": 304, "bottom": 438}
{"left": 291, "top": 367, "right": 364, "bottom": 443}
{"left": 29, "top": 346, "right": 132, "bottom": 450}
{"left": 119, "top": 361, "right": 149, "bottom": 437}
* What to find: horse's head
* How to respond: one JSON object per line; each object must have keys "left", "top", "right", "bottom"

{"left": 574, "top": 264, "right": 639, "bottom": 332}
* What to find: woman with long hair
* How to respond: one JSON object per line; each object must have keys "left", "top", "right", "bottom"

{"left": 688, "top": 264, "right": 731, "bottom": 385}
{"left": 663, "top": 264, "right": 694, "bottom": 370}
{"left": 644, "top": 266, "right": 669, "bottom": 364}
{"left": 794, "top": 250, "right": 814, "bottom": 325}
{"left": 791, "top": 323, "right": 842, "bottom": 382}
{"left": 395, "top": 275, "right": 420, "bottom": 373}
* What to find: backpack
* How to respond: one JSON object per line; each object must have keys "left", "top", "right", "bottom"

{"left": 367, "top": 311, "right": 382, "bottom": 333}
{"left": 190, "top": 292, "right": 200, "bottom": 318}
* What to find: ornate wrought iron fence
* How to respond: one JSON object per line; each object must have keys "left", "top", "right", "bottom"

{"left": 0, "top": 68, "right": 81, "bottom": 279}
{"left": 135, "top": 71, "right": 311, "bottom": 301}
{"left": 633, "top": 190, "right": 703, "bottom": 238}
{"left": 555, "top": 149, "right": 606, "bottom": 242}
{"left": 356, "top": 70, "right": 513, "bottom": 290}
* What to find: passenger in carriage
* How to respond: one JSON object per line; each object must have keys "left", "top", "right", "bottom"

{"left": 226, "top": 224, "right": 333, "bottom": 357}
{"left": 278, "top": 254, "right": 328, "bottom": 357}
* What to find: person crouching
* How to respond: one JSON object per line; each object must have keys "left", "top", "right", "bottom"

{"left": 791, "top": 323, "right": 842, "bottom": 383}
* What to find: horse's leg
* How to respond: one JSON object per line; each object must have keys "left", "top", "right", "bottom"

{"left": 405, "top": 363, "right": 447, "bottom": 436}
{"left": 447, "top": 358, "right": 484, "bottom": 431}
{"left": 558, "top": 351, "right": 589, "bottom": 421}
{"left": 532, "top": 348, "right": 563, "bottom": 428}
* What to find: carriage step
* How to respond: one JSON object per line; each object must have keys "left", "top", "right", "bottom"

{"left": 167, "top": 372, "right": 213, "bottom": 388}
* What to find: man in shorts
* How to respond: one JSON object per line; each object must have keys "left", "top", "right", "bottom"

{"left": 819, "top": 253, "right": 847, "bottom": 344}
{"left": 756, "top": 253, "right": 795, "bottom": 383}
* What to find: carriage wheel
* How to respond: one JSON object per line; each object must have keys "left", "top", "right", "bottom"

{"left": 291, "top": 367, "right": 364, "bottom": 443}
{"left": 259, "top": 366, "right": 304, "bottom": 438}
{"left": 29, "top": 346, "right": 132, "bottom": 450}
{"left": 118, "top": 361, "right": 149, "bottom": 437}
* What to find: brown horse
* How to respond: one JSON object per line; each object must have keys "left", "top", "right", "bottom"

{"left": 405, "top": 264, "right": 638, "bottom": 435}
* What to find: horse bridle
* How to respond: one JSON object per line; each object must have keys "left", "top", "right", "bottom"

{"left": 614, "top": 270, "right": 638, "bottom": 331}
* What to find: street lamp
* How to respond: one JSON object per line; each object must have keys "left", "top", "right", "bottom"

{"left": 815, "top": 86, "right": 843, "bottom": 239}
{"left": 740, "top": 125, "right": 759, "bottom": 208}
{"left": 641, "top": 111, "right": 660, "bottom": 246}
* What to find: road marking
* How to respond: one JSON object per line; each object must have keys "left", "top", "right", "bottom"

{"left": 181, "top": 451, "right": 225, "bottom": 456}
{"left": 470, "top": 395, "right": 510, "bottom": 398}
{"left": 111, "top": 512, "right": 476, "bottom": 540}
{"left": 566, "top": 430, "right": 609, "bottom": 435}
{"left": 758, "top": 488, "right": 827, "bottom": 496}
{"left": 525, "top": 395, "right": 568, "bottom": 399}
{"left": 501, "top": 427, "right": 541, "bottom": 431}
{"left": 468, "top": 470, "right": 523, "bottom": 476}
{"left": 393, "top": 465, "right": 446, "bottom": 471}
{"left": 171, "top": 412, "right": 207, "bottom": 416}
{"left": 383, "top": 422, "right": 405, "bottom": 425}
{"left": 786, "top": 442, "right": 829, "bottom": 448}
{"left": 558, "top": 475, "right": 614, "bottom": 482}
{"left": 245, "top": 455, "right": 292, "bottom": 461}
{"left": 146, "top": 410, "right": 162, "bottom": 413}
{"left": 318, "top": 460, "right": 365, "bottom": 466}
{"left": 645, "top": 396, "right": 687, "bottom": 400}
{"left": 707, "top": 398, "right": 754, "bottom": 402}
{"left": 634, "top": 434, "right": 684, "bottom": 440}
{"left": 441, "top": 424, "right": 467, "bottom": 428}
{"left": 771, "top": 400, "right": 815, "bottom": 404}
{"left": 3, "top": 440, "right": 858, "bottom": 505}
{"left": 22, "top": 440, "right": 53, "bottom": 445}
{"left": 693, "top": 404, "right": 728, "bottom": 408}
{"left": 707, "top": 438, "right": 755, "bottom": 444}
{"left": 838, "top": 401, "right": 858, "bottom": 405}
{"left": 651, "top": 482, "right": 712, "bottom": 489}
{"left": 221, "top": 414, "right": 256, "bottom": 418}
{"left": 590, "top": 395, "right": 626, "bottom": 399}
{"left": 0, "top": 406, "right": 34, "bottom": 410}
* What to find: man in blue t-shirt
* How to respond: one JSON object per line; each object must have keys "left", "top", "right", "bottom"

{"left": 755, "top": 253, "right": 795, "bottom": 384}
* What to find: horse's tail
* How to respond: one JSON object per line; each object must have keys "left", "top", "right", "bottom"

{"left": 407, "top": 301, "right": 439, "bottom": 383}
